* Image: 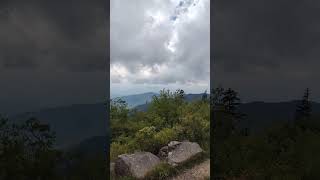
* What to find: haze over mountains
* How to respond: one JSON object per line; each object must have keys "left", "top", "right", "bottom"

{"left": 8, "top": 92, "right": 320, "bottom": 149}
{"left": 114, "top": 92, "right": 158, "bottom": 108}
{"left": 239, "top": 101, "right": 320, "bottom": 133}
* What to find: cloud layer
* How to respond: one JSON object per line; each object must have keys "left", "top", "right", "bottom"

{"left": 0, "top": 0, "right": 107, "bottom": 72}
{"left": 110, "top": 0, "right": 210, "bottom": 95}
{"left": 213, "top": 0, "right": 320, "bottom": 102}
{"left": 0, "top": 0, "right": 108, "bottom": 114}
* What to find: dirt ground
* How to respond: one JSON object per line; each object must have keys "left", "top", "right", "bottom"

{"left": 171, "top": 159, "right": 210, "bottom": 180}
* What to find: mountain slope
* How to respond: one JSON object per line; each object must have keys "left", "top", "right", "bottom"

{"left": 239, "top": 101, "right": 320, "bottom": 132}
{"left": 114, "top": 92, "right": 158, "bottom": 108}
{"left": 68, "top": 136, "right": 107, "bottom": 157}
{"left": 11, "top": 103, "right": 107, "bottom": 148}
{"left": 134, "top": 93, "right": 206, "bottom": 111}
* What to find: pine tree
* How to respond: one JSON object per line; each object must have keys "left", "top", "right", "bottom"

{"left": 213, "top": 87, "right": 246, "bottom": 138}
{"left": 222, "top": 88, "right": 241, "bottom": 116}
{"left": 202, "top": 90, "right": 208, "bottom": 101}
{"left": 295, "top": 88, "right": 312, "bottom": 121}
{"left": 211, "top": 86, "right": 225, "bottom": 109}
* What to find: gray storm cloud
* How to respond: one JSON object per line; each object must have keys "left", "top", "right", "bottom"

{"left": 213, "top": 0, "right": 320, "bottom": 102}
{"left": 0, "top": 0, "right": 108, "bottom": 114}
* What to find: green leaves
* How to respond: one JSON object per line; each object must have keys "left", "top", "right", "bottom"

{"left": 110, "top": 89, "right": 210, "bottom": 162}
{"left": 0, "top": 117, "right": 60, "bottom": 180}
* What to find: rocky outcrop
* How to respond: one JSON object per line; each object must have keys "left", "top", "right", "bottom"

{"left": 110, "top": 162, "right": 115, "bottom": 174}
{"left": 159, "top": 141, "right": 203, "bottom": 166}
{"left": 114, "top": 152, "right": 160, "bottom": 179}
{"left": 158, "top": 141, "right": 182, "bottom": 159}
{"left": 113, "top": 141, "right": 204, "bottom": 178}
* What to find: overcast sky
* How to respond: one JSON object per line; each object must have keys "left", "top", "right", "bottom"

{"left": 110, "top": 0, "right": 210, "bottom": 97}
{"left": 213, "top": 0, "right": 320, "bottom": 103}
{"left": 0, "top": 0, "right": 107, "bottom": 115}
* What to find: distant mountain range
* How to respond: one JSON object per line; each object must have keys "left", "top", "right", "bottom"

{"left": 9, "top": 92, "right": 205, "bottom": 148}
{"left": 239, "top": 101, "right": 320, "bottom": 133}
{"left": 9, "top": 92, "right": 320, "bottom": 150}
{"left": 11, "top": 103, "right": 107, "bottom": 148}
{"left": 114, "top": 92, "right": 158, "bottom": 108}
{"left": 133, "top": 93, "right": 207, "bottom": 111}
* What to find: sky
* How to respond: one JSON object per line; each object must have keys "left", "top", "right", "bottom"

{"left": 213, "top": 0, "right": 320, "bottom": 103}
{"left": 0, "top": 0, "right": 108, "bottom": 115}
{"left": 110, "top": 0, "right": 210, "bottom": 97}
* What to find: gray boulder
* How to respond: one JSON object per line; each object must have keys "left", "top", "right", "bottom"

{"left": 114, "top": 152, "right": 160, "bottom": 179}
{"left": 110, "top": 162, "right": 115, "bottom": 174}
{"left": 164, "top": 141, "right": 203, "bottom": 166}
{"left": 158, "top": 141, "right": 182, "bottom": 159}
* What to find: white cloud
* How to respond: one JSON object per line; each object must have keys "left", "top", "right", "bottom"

{"left": 111, "top": 0, "right": 209, "bottom": 95}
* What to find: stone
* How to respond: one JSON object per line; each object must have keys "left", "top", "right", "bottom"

{"left": 158, "top": 145, "right": 169, "bottom": 160}
{"left": 114, "top": 152, "right": 160, "bottom": 179}
{"left": 166, "top": 141, "right": 203, "bottom": 166}
{"left": 168, "top": 141, "right": 181, "bottom": 147}
{"left": 110, "top": 162, "right": 115, "bottom": 174}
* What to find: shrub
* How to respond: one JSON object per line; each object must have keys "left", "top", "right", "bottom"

{"left": 145, "top": 163, "right": 177, "bottom": 180}
{"left": 134, "top": 126, "right": 158, "bottom": 153}
{"left": 153, "top": 128, "right": 178, "bottom": 146}
{"left": 110, "top": 142, "right": 130, "bottom": 161}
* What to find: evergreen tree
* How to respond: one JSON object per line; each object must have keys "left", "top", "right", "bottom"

{"left": 213, "top": 87, "right": 246, "bottom": 139}
{"left": 295, "top": 88, "right": 312, "bottom": 121}
{"left": 202, "top": 90, "right": 208, "bottom": 101}
{"left": 211, "top": 86, "right": 225, "bottom": 107}
{"left": 222, "top": 88, "right": 240, "bottom": 115}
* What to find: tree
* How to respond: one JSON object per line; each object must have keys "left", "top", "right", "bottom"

{"left": 0, "top": 117, "right": 60, "bottom": 180}
{"left": 222, "top": 88, "right": 241, "bottom": 115}
{"left": 211, "top": 86, "right": 225, "bottom": 107}
{"left": 295, "top": 88, "right": 312, "bottom": 121}
{"left": 110, "top": 98, "right": 133, "bottom": 140}
{"left": 148, "top": 89, "right": 185, "bottom": 128}
{"left": 202, "top": 90, "right": 208, "bottom": 101}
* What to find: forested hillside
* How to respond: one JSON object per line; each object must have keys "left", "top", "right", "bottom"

{"left": 110, "top": 89, "right": 210, "bottom": 179}
{"left": 213, "top": 87, "right": 320, "bottom": 179}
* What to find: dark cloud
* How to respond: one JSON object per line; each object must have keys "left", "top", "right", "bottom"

{"left": 213, "top": 0, "right": 320, "bottom": 102}
{"left": 0, "top": 0, "right": 108, "bottom": 114}
{"left": 0, "top": 0, "right": 107, "bottom": 71}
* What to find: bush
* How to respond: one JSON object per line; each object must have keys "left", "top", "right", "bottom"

{"left": 134, "top": 126, "right": 158, "bottom": 153}
{"left": 153, "top": 128, "right": 178, "bottom": 146}
{"left": 145, "top": 163, "right": 177, "bottom": 180}
{"left": 110, "top": 89, "right": 210, "bottom": 167}
{"left": 110, "top": 142, "right": 130, "bottom": 161}
{"left": 178, "top": 101, "right": 210, "bottom": 149}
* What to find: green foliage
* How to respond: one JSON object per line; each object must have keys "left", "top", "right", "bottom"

{"left": 110, "top": 142, "right": 130, "bottom": 161}
{"left": 0, "top": 116, "right": 108, "bottom": 179}
{"left": 134, "top": 126, "right": 158, "bottom": 153}
{"left": 110, "top": 89, "right": 210, "bottom": 179}
{"left": 147, "top": 89, "right": 185, "bottom": 128}
{"left": 213, "top": 87, "right": 320, "bottom": 179}
{"left": 153, "top": 128, "right": 178, "bottom": 146}
{"left": 110, "top": 88, "right": 210, "bottom": 163}
{"left": 0, "top": 117, "right": 60, "bottom": 180}
{"left": 145, "top": 163, "right": 177, "bottom": 180}
{"left": 177, "top": 100, "right": 210, "bottom": 149}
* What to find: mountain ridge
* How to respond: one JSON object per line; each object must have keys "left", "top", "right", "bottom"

{"left": 9, "top": 92, "right": 320, "bottom": 148}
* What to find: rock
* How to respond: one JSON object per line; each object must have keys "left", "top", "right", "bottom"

{"left": 166, "top": 141, "right": 203, "bottom": 166}
{"left": 110, "top": 162, "right": 115, "bottom": 174}
{"left": 168, "top": 141, "right": 181, "bottom": 147}
{"left": 114, "top": 152, "right": 160, "bottom": 179}
{"left": 158, "top": 146, "right": 169, "bottom": 160}
{"left": 159, "top": 141, "right": 182, "bottom": 159}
